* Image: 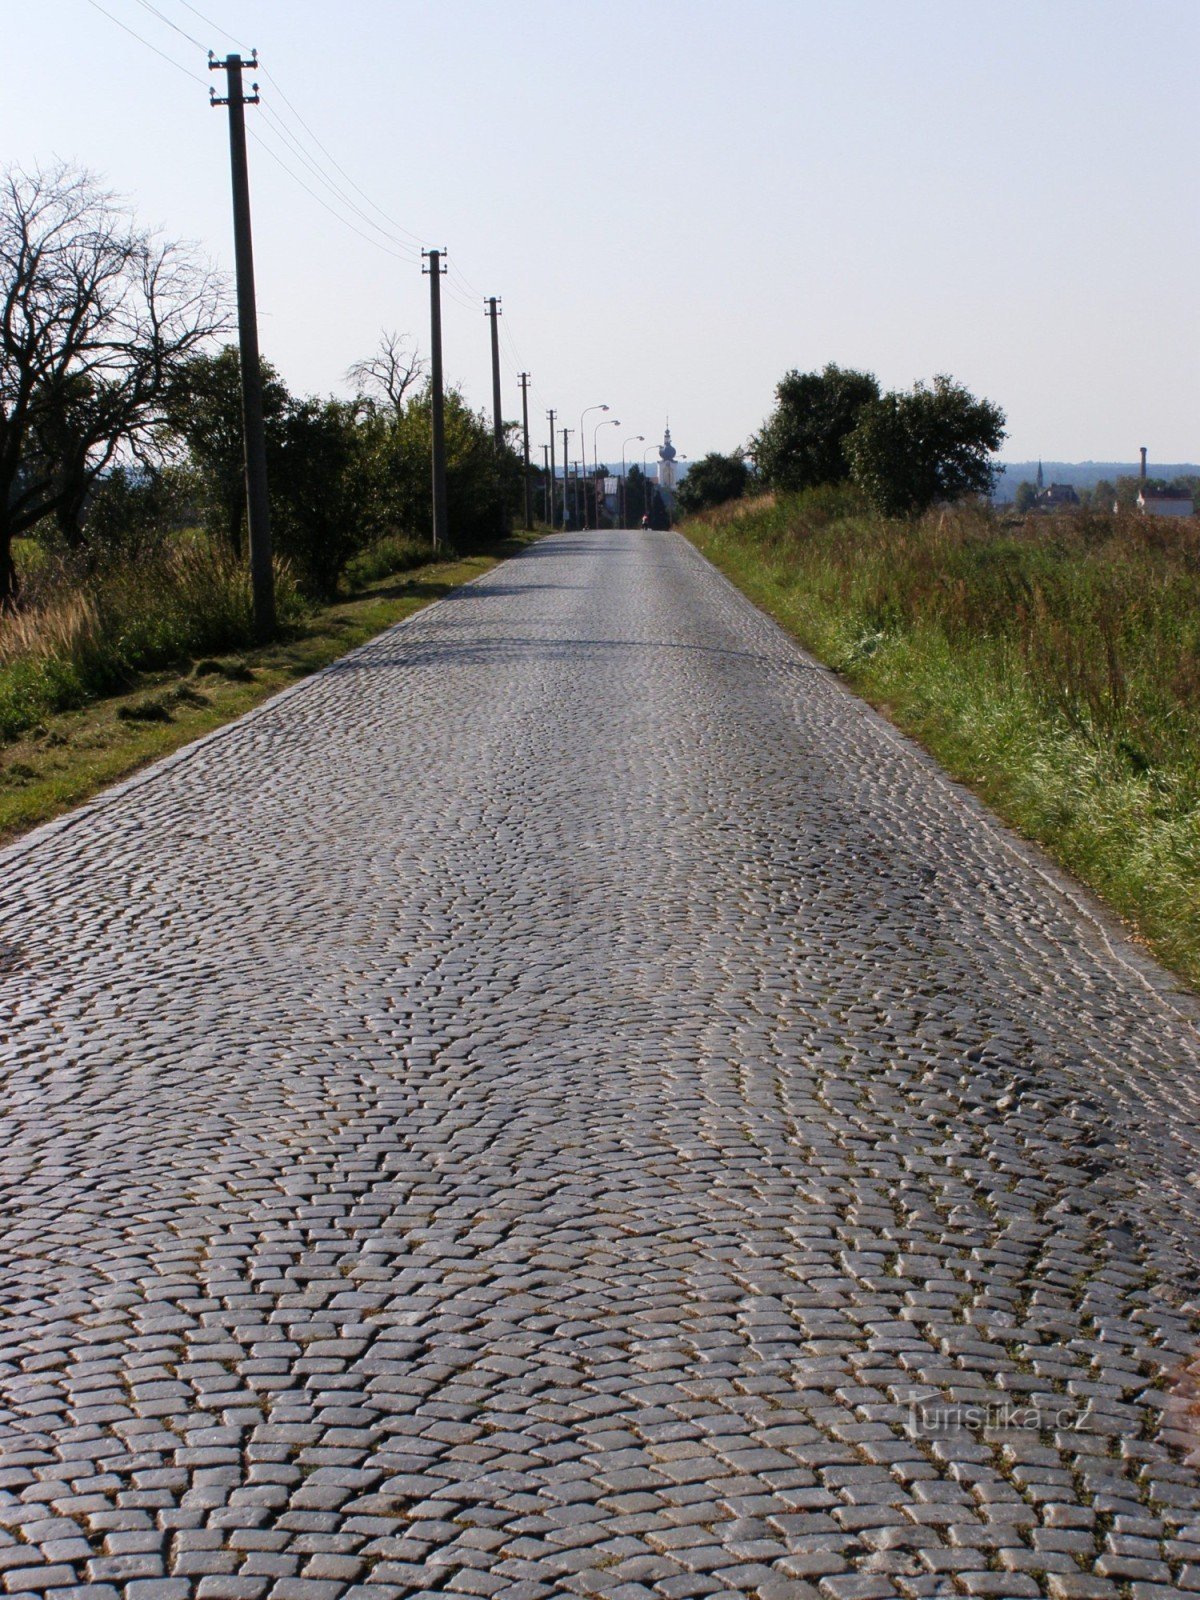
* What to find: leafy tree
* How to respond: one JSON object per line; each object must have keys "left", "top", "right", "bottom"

{"left": 78, "top": 464, "right": 189, "bottom": 568}
{"left": 165, "top": 346, "right": 289, "bottom": 557}
{"left": 750, "top": 364, "right": 880, "bottom": 492}
{"left": 1092, "top": 478, "right": 1116, "bottom": 512}
{"left": 1014, "top": 480, "right": 1037, "bottom": 513}
{"left": 359, "top": 382, "right": 520, "bottom": 553}
{"left": 0, "top": 163, "right": 227, "bottom": 603}
{"left": 623, "top": 464, "right": 650, "bottom": 524}
{"left": 271, "top": 399, "right": 369, "bottom": 598}
{"left": 1114, "top": 476, "right": 1141, "bottom": 509}
{"left": 648, "top": 488, "right": 670, "bottom": 531}
{"left": 675, "top": 452, "right": 751, "bottom": 515}
{"left": 845, "top": 375, "right": 1006, "bottom": 517}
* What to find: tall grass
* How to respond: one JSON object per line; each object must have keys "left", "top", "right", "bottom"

{"left": 344, "top": 532, "right": 433, "bottom": 587}
{"left": 0, "top": 540, "right": 302, "bottom": 742}
{"left": 686, "top": 489, "right": 1200, "bottom": 985}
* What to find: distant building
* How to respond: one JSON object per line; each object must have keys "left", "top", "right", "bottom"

{"left": 1138, "top": 485, "right": 1194, "bottom": 517}
{"left": 1134, "top": 446, "right": 1194, "bottom": 518}
{"left": 1035, "top": 482, "right": 1079, "bottom": 509}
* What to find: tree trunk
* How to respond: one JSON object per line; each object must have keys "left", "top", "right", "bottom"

{"left": 0, "top": 529, "right": 19, "bottom": 609}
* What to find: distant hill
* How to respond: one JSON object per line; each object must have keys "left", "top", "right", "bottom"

{"left": 992, "top": 461, "right": 1200, "bottom": 502}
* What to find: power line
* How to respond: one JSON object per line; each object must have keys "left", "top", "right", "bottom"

{"left": 174, "top": 0, "right": 247, "bottom": 48}
{"left": 83, "top": 0, "right": 206, "bottom": 82}
{"left": 246, "top": 126, "right": 417, "bottom": 265}
{"left": 130, "top": 0, "right": 204, "bottom": 49}
{"left": 257, "top": 102, "right": 422, "bottom": 263}
{"left": 259, "top": 66, "right": 425, "bottom": 250}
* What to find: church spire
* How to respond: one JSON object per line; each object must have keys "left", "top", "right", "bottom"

{"left": 1036, "top": 459, "right": 1044, "bottom": 490}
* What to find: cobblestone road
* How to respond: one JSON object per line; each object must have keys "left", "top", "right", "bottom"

{"left": 2, "top": 529, "right": 1200, "bottom": 1600}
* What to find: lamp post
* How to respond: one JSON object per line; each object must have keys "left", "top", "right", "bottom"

{"left": 643, "top": 442, "right": 659, "bottom": 522}
{"left": 593, "top": 417, "right": 620, "bottom": 528}
{"left": 579, "top": 403, "right": 609, "bottom": 529}
{"left": 621, "top": 435, "right": 644, "bottom": 526}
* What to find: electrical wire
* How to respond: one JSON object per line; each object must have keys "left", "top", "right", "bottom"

{"left": 83, "top": 0, "right": 206, "bottom": 83}
{"left": 259, "top": 67, "right": 426, "bottom": 250}
{"left": 173, "top": 0, "right": 248, "bottom": 49}
{"left": 85, "top": 0, "right": 564, "bottom": 406}
{"left": 257, "top": 102, "right": 422, "bottom": 263}
{"left": 246, "top": 127, "right": 417, "bottom": 265}
{"left": 130, "top": 0, "right": 204, "bottom": 49}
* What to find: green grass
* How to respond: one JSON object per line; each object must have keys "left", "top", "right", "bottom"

{"left": 684, "top": 489, "right": 1200, "bottom": 990}
{"left": 0, "top": 536, "right": 535, "bottom": 842}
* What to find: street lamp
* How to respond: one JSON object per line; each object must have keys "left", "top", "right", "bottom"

{"left": 593, "top": 417, "right": 620, "bottom": 528}
{"left": 621, "top": 435, "right": 644, "bottom": 526}
{"left": 579, "top": 403, "right": 609, "bottom": 528}
{"left": 642, "top": 442, "right": 659, "bottom": 522}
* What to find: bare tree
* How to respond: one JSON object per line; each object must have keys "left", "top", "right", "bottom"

{"left": 0, "top": 163, "right": 228, "bottom": 603}
{"left": 347, "top": 331, "right": 424, "bottom": 419}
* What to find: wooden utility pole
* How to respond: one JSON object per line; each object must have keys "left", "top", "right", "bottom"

{"left": 423, "top": 250, "right": 448, "bottom": 551}
{"left": 546, "top": 409, "right": 556, "bottom": 530}
{"left": 485, "top": 298, "right": 503, "bottom": 448}
{"left": 484, "top": 298, "right": 508, "bottom": 534}
{"left": 209, "top": 51, "right": 274, "bottom": 639}
{"left": 540, "top": 443, "right": 550, "bottom": 524}
{"left": 518, "top": 373, "right": 532, "bottom": 530}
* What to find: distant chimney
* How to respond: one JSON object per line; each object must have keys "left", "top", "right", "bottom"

{"left": 1140, "top": 446, "right": 1148, "bottom": 483}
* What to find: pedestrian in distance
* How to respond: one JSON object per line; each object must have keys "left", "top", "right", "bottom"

{"left": 640, "top": 512, "right": 651, "bottom": 531}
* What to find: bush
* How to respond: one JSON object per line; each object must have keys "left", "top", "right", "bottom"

{"left": 675, "top": 453, "right": 752, "bottom": 516}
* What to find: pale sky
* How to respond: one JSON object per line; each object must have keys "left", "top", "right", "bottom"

{"left": 6, "top": 1, "right": 1197, "bottom": 467}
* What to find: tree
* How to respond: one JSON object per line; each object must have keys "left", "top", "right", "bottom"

{"left": 1092, "top": 478, "right": 1117, "bottom": 512}
{"left": 750, "top": 363, "right": 880, "bottom": 492}
{"left": 271, "top": 399, "right": 368, "bottom": 598}
{"left": 1014, "top": 480, "right": 1037, "bottom": 514}
{"left": 622, "top": 464, "right": 650, "bottom": 525}
{"left": 165, "top": 346, "right": 289, "bottom": 557}
{"left": 675, "top": 452, "right": 751, "bottom": 516}
{"left": 358, "top": 382, "right": 521, "bottom": 553}
{"left": 0, "top": 163, "right": 227, "bottom": 602}
{"left": 347, "top": 331, "right": 424, "bottom": 420}
{"left": 78, "top": 463, "right": 189, "bottom": 568}
{"left": 845, "top": 375, "right": 1006, "bottom": 517}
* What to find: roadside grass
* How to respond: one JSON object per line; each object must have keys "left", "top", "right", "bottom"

{"left": 0, "top": 536, "right": 535, "bottom": 843}
{"left": 683, "top": 489, "right": 1200, "bottom": 990}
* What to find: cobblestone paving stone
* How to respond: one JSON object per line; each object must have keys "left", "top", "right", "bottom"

{"left": 2, "top": 528, "right": 1200, "bottom": 1600}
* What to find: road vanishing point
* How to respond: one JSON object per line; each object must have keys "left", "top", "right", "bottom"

{"left": 2, "top": 528, "right": 1199, "bottom": 1600}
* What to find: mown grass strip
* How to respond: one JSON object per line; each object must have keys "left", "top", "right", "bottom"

{"left": 683, "top": 493, "right": 1200, "bottom": 992}
{"left": 0, "top": 537, "right": 535, "bottom": 844}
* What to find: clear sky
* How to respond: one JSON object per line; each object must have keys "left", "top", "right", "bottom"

{"left": 6, "top": 0, "right": 1197, "bottom": 467}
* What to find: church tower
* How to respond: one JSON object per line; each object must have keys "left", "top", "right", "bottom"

{"left": 658, "top": 425, "right": 678, "bottom": 505}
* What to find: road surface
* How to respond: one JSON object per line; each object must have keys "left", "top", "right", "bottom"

{"left": 1, "top": 528, "right": 1199, "bottom": 1599}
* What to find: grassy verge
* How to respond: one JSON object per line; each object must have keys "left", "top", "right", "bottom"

{"left": 0, "top": 536, "right": 534, "bottom": 844}
{"left": 683, "top": 490, "right": 1200, "bottom": 990}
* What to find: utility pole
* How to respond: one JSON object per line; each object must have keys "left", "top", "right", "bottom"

{"left": 561, "top": 428, "right": 574, "bottom": 529}
{"left": 423, "top": 249, "right": 448, "bottom": 552}
{"left": 518, "top": 373, "right": 532, "bottom": 531}
{"left": 485, "top": 298, "right": 503, "bottom": 448}
{"left": 540, "top": 444, "right": 550, "bottom": 524}
{"left": 546, "top": 409, "right": 557, "bottom": 529}
{"left": 209, "top": 51, "right": 274, "bottom": 639}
